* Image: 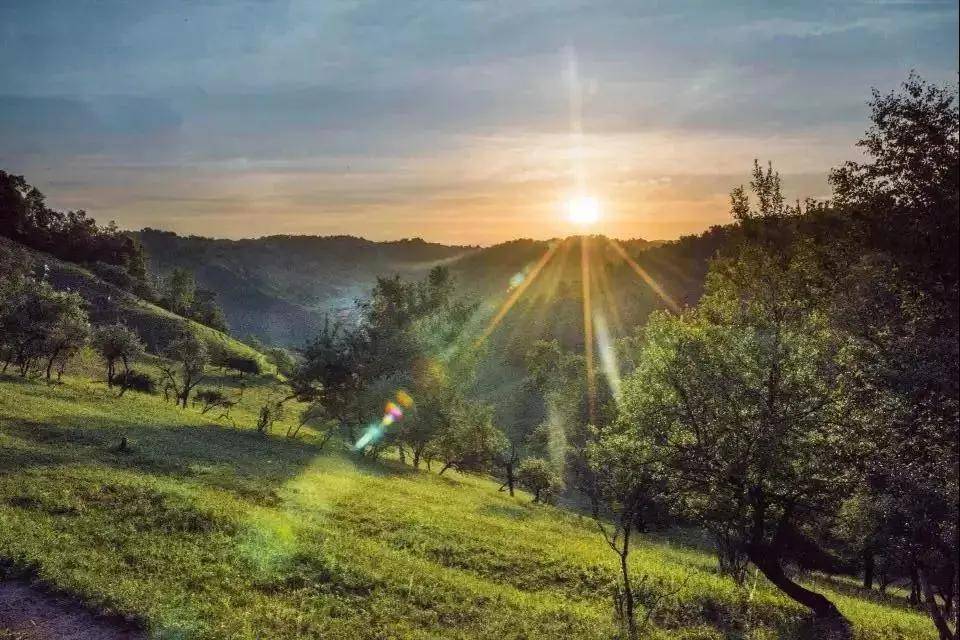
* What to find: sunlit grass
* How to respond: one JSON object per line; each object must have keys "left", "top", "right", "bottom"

{"left": 0, "top": 374, "right": 937, "bottom": 639}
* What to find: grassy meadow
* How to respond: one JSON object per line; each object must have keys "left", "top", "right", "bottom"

{"left": 0, "top": 362, "right": 936, "bottom": 640}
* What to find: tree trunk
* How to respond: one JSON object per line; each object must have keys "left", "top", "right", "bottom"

{"left": 863, "top": 548, "right": 875, "bottom": 590}
{"left": 911, "top": 564, "right": 922, "bottom": 606}
{"left": 748, "top": 545, "right": 845, "bottom": 621}
{"left": 620, "top": 523, "right": 637, "bottom": 640}
{"left": 918, "top": 563, "right": 957, "bottom": 640}
{"left": 439, "top": 462, "right": 452, "bottom": 475}
{"left": 45, "top": 357, "right": 55, "bottom": 381}
{"left": 413, "top": 448, "right": 421, "bottom": 469}
{"left": 506, "top": 462, "right": 515, "bottom": 497}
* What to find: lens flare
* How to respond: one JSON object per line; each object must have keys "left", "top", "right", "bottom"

{"left": 580, "top": 235, "right": 597, "bottom": 423}
{"left": 353, "top": 390, "right": 415, "bottom": 451}
{"left": 606, "top": 237, "right": 680, "bottom": 313}
{"left": 396, "top": 389, "right": 414, "bottom": 409}
{"left": 473, "top": 241, "right": 562, "bottom": 348}
{"left": 594, "top": 312, "right": 622, "bottom": 402}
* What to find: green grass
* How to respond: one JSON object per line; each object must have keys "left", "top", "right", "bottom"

{"left": 0, "top": 373, "right": 936, "bottom": 639}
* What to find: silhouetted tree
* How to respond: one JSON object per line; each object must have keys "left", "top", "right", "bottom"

{"left": 160, "top": 330, "right": 208, "bottom": 408}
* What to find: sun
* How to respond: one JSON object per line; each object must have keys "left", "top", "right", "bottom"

{"left": 566, "top": 195, "right": 601, "bottom": 226}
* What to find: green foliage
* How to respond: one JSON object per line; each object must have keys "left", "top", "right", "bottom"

{"left": 91, "top": 323, "right": 146, "bottom": 387}
{"left": 164, "top": 267, "right": 196, "bottom": 316}
{"left": 193, "top": 388, "right": 233, "bottom": 415}
{"left": 0, "top": 170, "right": 145, "bottom": 274}
{"left": 516, "top": 458, "right": 563, "bottom": 504}
{"left": 112, "top": 369, "right": 156, "bottom": 395}
{"left": 0, "top": 271, "right": 90, "bottom": 380}
{"left": 431, "top": 402, "right": 507, "bottom": 475}
{"left": 160, "top": 330, "right": 209, "bottom": 408}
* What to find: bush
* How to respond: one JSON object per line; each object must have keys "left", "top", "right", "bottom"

{"left": 517, "top": 458, "right": 564, "bottom": 503}
{"left": 90, "top": 261, "right": 134, "bottom": 291}
{"left": 224, "top": 355, "right": 261, "bottom": 376}
{"left": 193, "top": 388, "right": 235, "bottom": 415}
{"left": 114, "top": 369, "right": 155, "bottom": 394}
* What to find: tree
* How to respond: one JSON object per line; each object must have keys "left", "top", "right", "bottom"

{"left": 291, "top": 266, "right": 476, "bottom": 452}
{"left": 159, "top": 331, "right": 208, "bottom": 408}
{"left": 265, "top": 347, "right": 296, "bottom": 377}
{"left": 586, "top": 426, "right": 671, "bottom": 640}
{"left": 193, "top": 388, "right": 234, "bottom": 415}
{"left": 256, "top": 398, "right": 285, "bottom": 434}
{"left": 0, "top": 171, "right": 144, "bottom": 271}
{"left": 42, "top": 302, "right": 90, "bottom": 381}
{"left": 164, "top": 268, "right": 196, "bottom": 316}
{"left": 0, "top": 278, "right": 88, "bottom": 378}
{"left": 432, "top": 402, "right": 506, "bottom": 476}
{"left": 92, "top": 324, "right": 145, "bottom": 389}
{"left": 827, "top": 76, "right": 959, "bottom": 639}
{"left": 617, "top": 178, "right": 855, "bottom": 624}
{"left": 516, "top": 458, "right": 563, "bottom": 504}
{"left": 191, "top": 288, "right": 229, "bottom": 333}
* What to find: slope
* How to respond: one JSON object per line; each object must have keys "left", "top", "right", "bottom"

{"left": 0, "top": 372, "right": 935, "bottom": 640}
{"left": 0, "top": 237, "right": 272, "bottom": 373}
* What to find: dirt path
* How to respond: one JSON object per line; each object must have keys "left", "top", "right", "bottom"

{"left": 0, "top": 581, "right": 143, "bottom": 640}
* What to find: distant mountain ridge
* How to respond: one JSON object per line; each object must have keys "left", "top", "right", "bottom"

{"left": 135, "top": 229, "right": 478, "bottom": 345}
{"left": 135, "top": 228, "right": 722, "bottom": 348}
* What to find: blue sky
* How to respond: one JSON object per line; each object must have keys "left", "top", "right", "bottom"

{"left": 1, "top": 1, "right": 957, "bottom": 244}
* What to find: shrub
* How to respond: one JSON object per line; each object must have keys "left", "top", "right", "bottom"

{"left": 193, "top": 388, "right": 235, "bottom": 415}
{"left": 114, "top": 369, "right": 156, "bottom": 395}
{"left": 517, "top": 458, "right": 564, "bottom": 503}
{"left": 90, "top": 261, "right": 134, "bottom": 290}
{"left": 224, "top": 355, "right": 261, "bottom": 376}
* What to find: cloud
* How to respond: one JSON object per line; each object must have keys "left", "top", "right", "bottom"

{"left": 0, "top": 0, "right": 956, "bottom": 242}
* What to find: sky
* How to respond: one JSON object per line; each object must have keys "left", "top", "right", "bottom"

{"left": 1, "top": 1, "right": 957, "bottom": 245}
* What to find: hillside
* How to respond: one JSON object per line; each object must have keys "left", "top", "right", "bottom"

{"left": 135, "top": 230, "right": 477, "bottom": 345}
{"left": 0, "top": 372, "right": 936, "bottom": 639}
{"left": 134, "top": 231, "right": 679, "bottom": 348}
{"left": 0, "top": 236, "right": 272, "bottom": 373}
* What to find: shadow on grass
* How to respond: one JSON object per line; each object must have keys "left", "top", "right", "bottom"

{"left": 804, "top": 572, "right": 918, "bottom": 613}
{"left": 1, "top": 410, "right": 412, "bottom": 503}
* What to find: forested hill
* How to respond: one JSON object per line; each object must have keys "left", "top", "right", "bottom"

{"left": 135, "top": 230, "right": 476, "bottom": 344}
{"left": 135, "top": 229, "right": 722, "bottom": 347}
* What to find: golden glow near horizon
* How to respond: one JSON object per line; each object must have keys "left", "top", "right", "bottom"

{"left": 566, "top": 195, "right": 601, "bottom": 227}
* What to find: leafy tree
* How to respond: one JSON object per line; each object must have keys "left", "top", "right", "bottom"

{"left": 586, "top": 425, "right": 671, "bottom": 639}
{"left": 290, "top": 317, "right": 366, "bottom": 439}
{"left": 190, "top": 288, "right": 229, "bottom": 333}
{"left": 432, "top": 402, "right": 506, "bottom": 476}
{"left": 0, "top": 171, "right": 145, "bottom": 273}
{"left": 164, "top": 268, "right": 196, "bottom": 316}
{"left": 113, "top": 369, "right": 155, "bottom": 395}
{"left": 42, "top": 302, "right": 90, "bottom": 381}
{"left": 0, "top": 278, "right": 88, "bottom": 378}
{"left": 264, "top": 347, "right": 296, "bottom": 377}
{"left": 92, "top": 324, "right": 145, "bottom": 388}
{"left": 159, "top": 330, "right": 208, "bottom": 408}
{"left": 830, "top": 72, "right": 958, "bottom": 296}
{"left": 256, "top": 399, "right": 285, "bottom": 434}
{"left": 516, "top": 457, "right": 563, "bottom": 503}
{"left": 193, "top": 388, "right": 234, "bottom": 415}
{"left": 617, "top": 205, "right": 854, "bottom": 624}
{"left": 291, "top": 266, "right": 476, "bottom": 451}
{"left": 827, "top": 75, "right": 959, "bottom": 639}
